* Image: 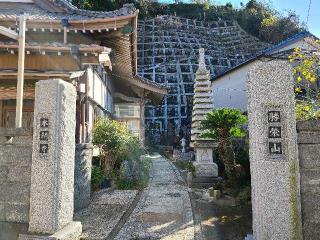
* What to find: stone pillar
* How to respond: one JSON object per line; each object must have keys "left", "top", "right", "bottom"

{"left": 74, "top": 143, "right": 93, "bottom": 211}
{"left": 247, "top": 60, "right": 302, "bottom": 240}
{"left": 22, "top": 79, "right": 82, "bottom": 239}
{"left": 297, "top": 120, "right": 320, "bottom": 240}
{"left": 191, "top": 48, "right": 218, "bottom": 180}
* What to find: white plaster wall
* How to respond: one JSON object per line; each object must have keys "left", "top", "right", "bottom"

{"left": 212, "top": 39, "right": 317, "bottom": 112}
{"left": 212, "top": 63, "right": 253, "bottom": 112}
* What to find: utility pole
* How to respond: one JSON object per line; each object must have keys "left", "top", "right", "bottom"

{"left": 15, "top": 15, "right": 26, "bottom": 128}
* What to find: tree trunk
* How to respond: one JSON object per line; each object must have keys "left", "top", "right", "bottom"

{"left": 218, "top": 137, "right": 237, "bottom": 188}
{"left": 101, "top": 152, "right": 116, "bottom": 176}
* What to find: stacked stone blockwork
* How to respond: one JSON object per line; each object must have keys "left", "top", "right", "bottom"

{"left": 0, "top": 129, "right": 32, "bottom": 224}
{"left": 137, "top": 16, "right": 269, "bottom": 143}
{"left": 297, "top": 120, "right": 320, "bottom": 240}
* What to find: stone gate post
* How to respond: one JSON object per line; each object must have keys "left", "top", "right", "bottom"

{"left": 247, "top": 60, "right": 302, "bottom": 240}
{"left": 20, "top": 79, "right": 82, "bottom": 239}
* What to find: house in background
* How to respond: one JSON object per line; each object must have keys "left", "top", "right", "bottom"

{"left": 0, "top": 0, "right": 166, "bottom": 144}
{"left": 211, "top": 31, "right": 319, "bottom": 111}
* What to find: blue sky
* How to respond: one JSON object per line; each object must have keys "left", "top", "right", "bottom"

{"left": 159, "top": 0, "right": 320, "bottom": 38}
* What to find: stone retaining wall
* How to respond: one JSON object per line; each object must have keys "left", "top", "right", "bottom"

{"left": 297, "top": 120, "right": 320, "bottom": 240}
{"left": 74, "top": 143, "right": 93, "bottom": 211}
{"left": 0, "top": 128, "right": 32, "bottom": 223}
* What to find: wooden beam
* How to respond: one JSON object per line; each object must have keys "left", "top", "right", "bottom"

{"left": 0, "top": 100, "right": 3, "bottom": 128}
{"left": 15, "top": 15, "right": 26, "bottom": 128}
{"left": 0, "top": 26, "right": 18, "bottom": 40}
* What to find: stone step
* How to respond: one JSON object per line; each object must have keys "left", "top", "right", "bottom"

{"left": 192, "top": 176, "right": 223, "bottom": 183}
{"left": 192, "top": 177, "right": 223, "bottom": 189}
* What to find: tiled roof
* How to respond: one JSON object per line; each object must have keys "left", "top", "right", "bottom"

{"left": 0, "top": 1, "right": 136, "bottom": 21}
{"left": 211, "top": 31, "right": 315, "bottom": 81}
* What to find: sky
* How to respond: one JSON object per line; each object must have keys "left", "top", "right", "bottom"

{"left": 159, "top": 0, "right": 320, "bottom": 38}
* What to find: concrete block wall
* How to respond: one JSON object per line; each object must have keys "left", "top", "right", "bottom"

{"left": 0, "top": 128, "right": 32, "bottom": 223}
{"left": 137, "top": 16, "right": 270, "bottom": 144}
{"left": 297, "top": 120, "right": 320, "bottom": 240}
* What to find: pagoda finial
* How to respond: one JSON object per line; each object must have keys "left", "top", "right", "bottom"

{"left": 198, "top": 48, "right": 207, "bottom": 72}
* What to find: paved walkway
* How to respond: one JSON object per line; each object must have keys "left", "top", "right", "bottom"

{"left": 115, "top": 154, "right": 195, "bottom": 240}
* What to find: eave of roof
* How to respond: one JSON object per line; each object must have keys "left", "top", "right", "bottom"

{"left": 211, "top": 31, "right": 315, "bottom": 81}
{"left": 0, "top": 41, "right": 107, "bottom": 52}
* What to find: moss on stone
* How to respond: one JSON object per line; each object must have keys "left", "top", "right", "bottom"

{"left": 289, "top": 160, "right": 303, "bottom": 240}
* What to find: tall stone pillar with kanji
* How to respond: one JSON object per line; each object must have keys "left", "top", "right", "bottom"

{"left": 19, "top": 79, "right": 82, "bottom": 240}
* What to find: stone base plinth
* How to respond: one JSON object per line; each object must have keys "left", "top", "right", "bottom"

{"left": 19, "top": 222, "right": 82, "bottom": 240}
{"left": 193, "top": 162, "right": 218, "bottom": 178}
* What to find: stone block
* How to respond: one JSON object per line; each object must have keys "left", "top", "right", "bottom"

{"left": 300, "top": 169, "right": 320, "bottom": 192}
{"left": 301, "top": 191, "right": 320, "bottom": 240}
{"left": 297, "top": 129, "right": 320, "bottom": 144}
{"left": 297, "top": 120, "right": 320, "bottom": 133}
{"left": 19, "top": 222, "right": 82, "bottom": 240}
{"left": 0, "top": 183, "right": 30, "bottom": 203}
{"left": 6, "top": 203, "right": 29, "bottom": 223}
{"left": 299, "top": 144, "right": 320, "bottom": 169}
{"left": 0, "top": 202, "right": 5, "bottom": 221}
{"left": 0, "top": 166, "right": 8, "bottom": 182}
{"left": 0, "top": 145, "right": 32, "bottom": 166}
{"left": 193, "top": 162, "right": 218, "bottom": 177}
{"left": 50, "top": 221, "right": 82, "bottom": 240}
{"left": 193, "top": 146, "right": 218, "bottom": 178}
{"left": 8, "top": 166, "right": 31, "bottom": 183}
{"left": 74, "top": 144, "right": 92, "bottom": 211}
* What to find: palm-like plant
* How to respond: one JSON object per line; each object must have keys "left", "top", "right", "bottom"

{"left": 200, "top": 108, "right": 247, "bottom": 187}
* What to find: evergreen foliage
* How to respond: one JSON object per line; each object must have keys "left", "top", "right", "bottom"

{"left": 72, "top": 0, "right": 304, "bottom": 43}
{"left": 200, "top": 108, "right": 247, "bottom": 189}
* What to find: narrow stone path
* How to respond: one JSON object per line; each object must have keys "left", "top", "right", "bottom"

{"left": 115, "top": 154, "right": 195, "bottom": 240}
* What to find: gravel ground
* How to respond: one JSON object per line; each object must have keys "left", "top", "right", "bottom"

{"left": 75, "top": 189, "right": 139, "bottom": 239}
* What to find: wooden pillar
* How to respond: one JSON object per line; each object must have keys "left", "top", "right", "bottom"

{"left": 140, "top": 98, "right": 146, "bottom": 146}
{"left": 63, "top": 26, "right": 68, "bottom": 44}
{"left": 0, "top": 100, "right": 3, "bottom": 128}
{"left": 15, "top": 15, "right": 26, "bottom": 128}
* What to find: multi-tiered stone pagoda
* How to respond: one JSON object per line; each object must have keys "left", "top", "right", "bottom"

{"left": 191, "top": 48, "right": 214, "bottom": 145}
{"left": 191, "top": 48, "right": 219, "bottom": 185}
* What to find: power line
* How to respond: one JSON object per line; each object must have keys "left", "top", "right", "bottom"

{"left": 306, "top": 0, "right": 312, "bottom": 27}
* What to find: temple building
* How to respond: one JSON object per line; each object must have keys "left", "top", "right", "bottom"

{"left": 0, "top": 0, "right": 167, "bottom": 144}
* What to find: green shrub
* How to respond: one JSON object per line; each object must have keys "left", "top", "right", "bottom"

{"left": 186, "top": 161, "right": 196, "bottom": 176}
{"left": 92, "top": 118, "right": 144, "bottom": 175}
{"left": 91, "top": 166, "right": 104, "bottom": 190}
{"left": 112, "top": 156, "right": 151, "bottom": 190}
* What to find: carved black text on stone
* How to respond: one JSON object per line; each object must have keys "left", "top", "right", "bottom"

{"left": 268, "top": 111, "right": 281, "bottom": 123}
{"left": 39, "top": 131, "right": 49, "bottom": 141}
{"left": 39, "top": 144, "right": 49, "bottom": 154}
{"left": 269, "top": 142, "right": 282, "bottom": 154}
{"left": 268, "top": 126, "right": 281, "bottom": 138}
{"left": 40, "top": 118, "right": 49, "bottom": 128}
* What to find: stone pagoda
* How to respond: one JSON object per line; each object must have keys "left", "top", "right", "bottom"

{"left": 191, "top": 48, "right": 219, "bottom": 184}
{"left": 191, "top": 48, "right": 214, "bottom": 143}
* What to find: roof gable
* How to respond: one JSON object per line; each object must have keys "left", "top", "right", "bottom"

{"left": 212, "top": 31, "right": 318, "bottom": 81}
